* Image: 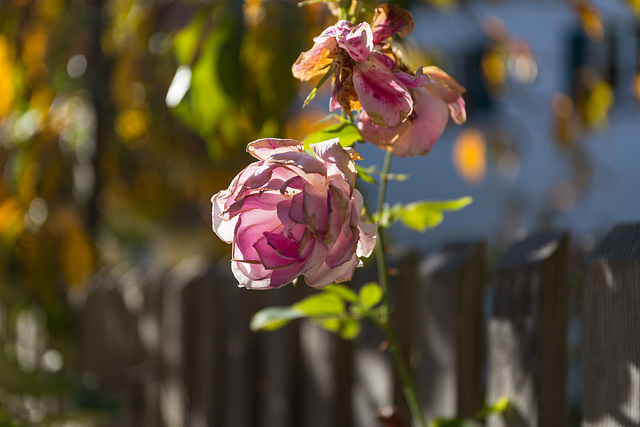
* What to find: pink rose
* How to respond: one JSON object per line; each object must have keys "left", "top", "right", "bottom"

{"left": 292, "top": 4, "right": 425, "bottom": 128}
{"left": 212, "top": 138, "right": 377, "bottom": 289}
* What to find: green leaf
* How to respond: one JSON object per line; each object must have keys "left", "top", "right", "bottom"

{"left": 429, "top": 395, "right": 510, "bottom": 427}
{"left": 295, "top": 292, "right": 346, "bottom": 316}
{"left": 476, "top": 395, "right": 510, "bottom": 418}
{"left": 356, "top": 165, "right": 378, "bottom": 184}
{"left": 314, "top": 317, "right": 342, "bottom": 334}
{"left": 387, "top": 173, "right": 410, "bottom": 181}
{"left": 324, "top": 283, "right": 358, "bottom": 303}
{"left": 303, "top": 65, "right": 334, "bottom": 107}
{"left": 338, "top": 318, "right": 361, "bottom": 339}
{"left": 358, "top": 282, "right": 383, "bottom": 308}
{"left": 374, "top": 203, "right": 405, "bottom": 228}
{"left": 400, "top": 197, "right": 473, "bottom": 232}
{"left": 171, "top": 3, "right": 244, "bottom": 150}
{"left": 312, "top": 316, "right": 361, "bottom": 340}
{"left": 250, "top": 306, "right": 305, "bottom": 331}
{"left": 303, "top": 123, "right": 363, "bottom": 150}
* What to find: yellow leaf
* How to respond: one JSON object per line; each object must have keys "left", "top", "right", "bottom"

{"left": 60, "top": 211, "right": 95, "bottom": 289}
{"left": 116, "top": 108, "right": 149, "bottom": 143}
{"left": 30, "top": 86, "right": 54, "bottom": 116}
{"left": 622, "top": 0, "right": 640, "bottom": 16}
{"left": 0, "top": 34, "right": 15, "bottom": 117}
{"left": 585, "top": 80, "right": 613, "bottom": 129}
{"left": 574, "top": 0, "right": 603, "bottom": 41}
{"left": 35, "top": 0, "right": 64, "bottom": 19}
{"left": 481, "top": 48, "right": 507, "bottom": 88}
{"left": 0, "top": 197, "right": 25, "bottom": 244}
{"left": 453, "top": 128, "right": 486, "bottom": 185}
{"left": 22, "top": 23, "right": 49, "bottom": 84}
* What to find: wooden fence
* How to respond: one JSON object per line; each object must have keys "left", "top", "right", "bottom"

{"left": 77, "top": 223, "right": 640, "bottom": 427}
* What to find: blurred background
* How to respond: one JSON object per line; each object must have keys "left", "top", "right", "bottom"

{"left": 0, "top": 0, "right": 638, "bottom": 424}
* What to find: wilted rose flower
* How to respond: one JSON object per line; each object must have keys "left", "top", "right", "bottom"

{"left": 212, "top": 138, "right": 377, "bottom": 289}
{"left": 292, "top": 4, "right": 425, "bottom": 128}
{"left": 357, "top": 66, "right": 467, "bottom": 157}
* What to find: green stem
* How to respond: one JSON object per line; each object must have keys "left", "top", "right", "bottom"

{"left": 375, "top": 150, "right": 427, "bottom": 427}
{"left": 376, "top": 150, "right": 393, "bottom": 216}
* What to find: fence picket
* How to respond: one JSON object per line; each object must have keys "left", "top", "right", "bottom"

{"left": 79, "top": 269, "right": 141, "bottom": 426}
{"left": 138, "top": 268, "right": 165, "bottom": 427}
{"left": 218, "top": 267, "right": 260, "bottom": 427}
{"left": 417, "top": 240, "right": 486, "bottom": 422}
{"left": 160, "top": 259, "right": 199, "bottom": 427}
{"left": 582, "top": 223, "right": 640, "bottom": 427}
{"left": 487, "top": 231, "right": 570, "bottom": 427}
{"left": 257, "top": 286, "right": 299, "bottom": 427}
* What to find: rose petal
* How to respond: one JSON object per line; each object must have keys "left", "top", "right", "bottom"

{"left": 288, "top": 192, "right": 305, "bottom": 224}
{"left": 316, "top": 20, "right": 353, "bottom": 42}
{"left": 267, "top": 263, "right": 306, "bottom": 289}
{"left": 371, "top": 3, "right": 415, "bottom": 44}
{"left": 304, "top": 251, "right": 360, "bottom": 288}
{"left": 225, "top": 191, "right": 285, "bottom": 218}
{"left": 234, "top": 212, "right": 281, "bottom": 262}
{"left": 325, "top": 185, "right": 351, "bottom": 243}
{"left": 297, "top": 229, "right": 316, "bottom": 260}
{"left": 242, "top": 163, "right": 274, "bottom": 189}
{"left": 216, "top": 162, "right": 263, "bottom": 210}
{"left": 353, "top": 190, "right": 377, "bottom": 258}
{"left": 395, "top": 68, "right": 430, "bottom": 89}
{"left": 352, "top": 52, "right": 413, "bottom": 127}
{"left": 264, "top": 230, "right": 300, "bottom": 259}
{"left": 255, "top": 232, "right": 299, "bottom": 269}
{"left": 448, "top": 96, "right": 467, "bottom": 124}
{"left": 268, "top": 151, "right": 327, "bottom": 176}
{"left": 422, "top": 66, "right": 466, "bottom": 103}
{"left": 247, "top": 138, "right": 303, "bottom": 161}
{"left": 292, "top": 43, "right": 334, "bottom": 82}
{"left": 311, "top": 140, "right": 357, "bottom": 191}
{"left": 357, "top": 86, "right": 449, "bottom": 157}
{"left": 231, "top": 261, "right": 270, "bottom": 289}
{"left": 279, "top": 175, "right": 306, "bottom": 194}
{"left": 302, "top": 183, "right": 329, "bottom": 235}
{"left": 231, "top": 219, "right": 270, "bottom": 283}
{"left": 337, "top": 22, "right": 373, "bottom": 62}
{"left": 211, "top": 190, "right": 237, "bottom": 243}
{"left": 325, "top": 227, "right": 357, "bottom": 268}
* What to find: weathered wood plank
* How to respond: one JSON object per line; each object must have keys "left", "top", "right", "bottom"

{"left": 390, "top": 250, "right": 420, "bottom": 424}
{"left": 257, "top": 286, "right": 300, "bottom": 427}
{"left": 582, "top": 223, "right": 640, "bottom": 427}
{"left": 417, "top": 240, "right": 486, "bottom": 422}
{"left": 79, "top": 269, "right": 140, "bottom": 426}
{"left": 299, "top": 313, "right": 354, "bottom": 427}
{"left": 219, "top": 268, "right": 260, "bottom": 427}
{"left": 138, "top": 267, "right": 165, "bottom": 427}
{"left": 487, "top": 230, "right": 570, "bottom": 427}
{"left": 180, "top": 258, "right": 222, "bottom": 427}
{"left": 351, "top": 261, "right": 394, "bottom": 427}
